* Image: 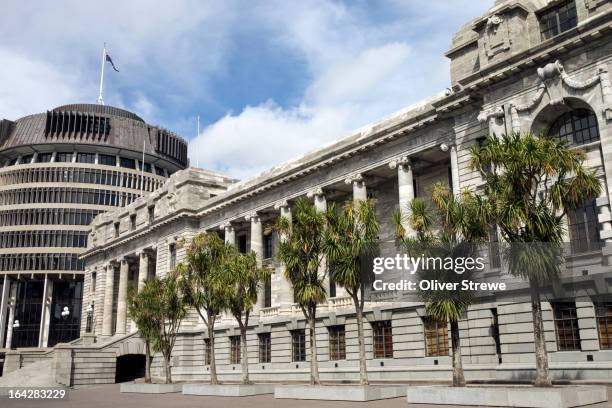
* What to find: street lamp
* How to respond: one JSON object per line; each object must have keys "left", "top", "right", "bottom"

{"left": 12, "top": 319, "right": 20, "bottom": 328}
{"left": 61, "top": 306, "right": 70, "bottom": 319}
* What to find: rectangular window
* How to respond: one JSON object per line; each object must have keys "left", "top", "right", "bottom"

{"left": 553, "top": 302, "right": 581, "bottom": 351}
{"left": 120, "top": 157, "right": 136, "bottom": 169}
{"left": 36, "top": 153, "right": 53, "bottom": 163}
{"left": 539, "top": 0, "right": 577, "bottom": 40}
{"left": 568, "top": 200, "right": 600, "bottom": 254}
{"left": 423, "top": 317, "right": 449, "bottom": 357}
{"left": 372, "top": 320, "right": 393, "bottom": 358}
{"left": 291, "top": 329, "right": 306, "bottom": 362}
{"left": 263, "top": 233, "right": 273, "bottom": 259}
{"left": 114, "top": 222, "right": 120, "bottom": 238}
{"left": 148, "top": 206, "right": 155, "bottom": 223}
{"left": 204, "top": 338, "right": 211, "bottom": 365}
{"left": 55, "top": 152, "right": 73, "bottom": 163}
{"left": 264, "top": 276, "right": 271, "bottom": 308}
{"left": 596, "top": 302, "right": 612, "bottom": 350}
{"left": 77, "top": 153, "right": 95, "bottom": 164}
{"left": 20, "top": 155, "right": 33, "bottom": 164}
{"left": 169, "top": 243, "right": 177, "bottom": 270}
{"left": 258, "top": 333, "right": 271, "bottom": 363}
{"left": 328, "top": 325, "right": 346, "bottom": 360}
{"left": 230, "top": 336, "right": 241, "bottom": 364}
{"left": 130, "top": 214, "right": 136, "bottom": 231}
{"left": 99, "top": 154, "right": 117, "bottom": 166}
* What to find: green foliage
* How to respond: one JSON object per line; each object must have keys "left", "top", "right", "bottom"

{"left": 276, "top": 197, "right": 328, "bottom": 315}
{"left": 225, "top": 248, "right": 270, "bottom": 323}
{"left": 324, "top": 199, "right": 380, "bottom": 305}
{"left": 177, "top": 232, "right": 232, "bottom": 324}
{"left": 470, "top": 132, "right": 601, "bottom": 283}
{"left": 127, "top": 285, "right": 158, "bottom": 346}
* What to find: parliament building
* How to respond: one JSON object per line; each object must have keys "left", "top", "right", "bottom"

{"left": 2, "top": 0, "right": 612, "bottom": 387}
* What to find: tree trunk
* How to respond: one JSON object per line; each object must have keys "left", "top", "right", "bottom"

{"left": 164, "top": 355, "right": 172, "bottom": 384}
{"left": 530, "top": 281, "right": 552, "bottom": 387}
{"left": 144, "top": 341, "right": 152, "bottom": 384}
{"left": 207, "top": 323, "right": 219, "bottom": 385}
{"left": 240, "top": 324, "right": 250, "bottom": 384}
{"left": 354, "top": 297, "right": 369, "bottom": 385}
{"left": 450, "top": 320, "right": 465, "bottom": 387}
{"left": 309, "top": 313, "right": 321, "bottom": 385}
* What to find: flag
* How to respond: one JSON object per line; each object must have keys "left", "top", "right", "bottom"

{"left": 105, "top": 54, "right": 119, "bottom": 72}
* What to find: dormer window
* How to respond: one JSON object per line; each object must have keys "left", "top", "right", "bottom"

{"left": 539, "top": 0, "right": 577, "bottom": 40}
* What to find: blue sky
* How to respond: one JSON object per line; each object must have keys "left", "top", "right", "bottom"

{"left": 0, "top": 0, "right": 492, "bottom": 179}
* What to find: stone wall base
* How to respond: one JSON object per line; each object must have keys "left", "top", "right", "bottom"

{"left": 405, "top": 385, "right": 608, "bottom": 407}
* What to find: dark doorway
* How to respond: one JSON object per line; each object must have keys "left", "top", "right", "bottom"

{"left": 48, "top": 280, "right": 83, "bottom": 347}
{"left": 115, "top": 354, "right": 146, "bottom": 383}
{"left": 12, "top": 280, "right": 44, "bottom": 348}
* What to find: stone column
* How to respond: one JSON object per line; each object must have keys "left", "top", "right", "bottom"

{"left": 450, "top": 144, "right": 460, "bottom": 196}
{"left": 0, "top": 275, "right": 9, "bottom": 347}
{"left": 389, "top": 156, "right": 414, "bottom": 235}
{"left": 221, "top": 223, "right": 236, "bottom": 246}
{"left": 39, "top": 276, "right": 53, "bottom": 347}
{"left": 137, "top": 251, "right": 149, "bottom": 292}
{"left": 345, "top": 173, "right": 367, "bottom": 202}
{"left": 5, "top": 283, "right": 17, "bottom": 348}
{"left": 274, "top": 200, "right": 294, "bottom": 307}
{"left": 246, "top": 213, "right": 264, "bottom": 308}
{"left": 116, "top": 258, "right": 129, "bottom": 335}
{"left": 102, "top": 262, "right": 116, "bottom": 337}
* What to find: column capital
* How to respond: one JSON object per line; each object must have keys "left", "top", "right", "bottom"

{"left": 344, "top": 173, "right": 364, "bottom": 185}
{"left": 389, "top": 156, "right": 411, "bottom": 170}
{"left": 245, "top": 212, "right": 260, "bottom": 223}
{"left": 219, "top": 221, "right": 234, "bottom": 231}
{"left": 306, "top": 187, "right": 325, "bottom": 198}
{"left": 273, "top": 200, "right": 290, "bottom": 210}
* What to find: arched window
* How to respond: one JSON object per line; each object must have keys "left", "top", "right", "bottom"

{"left": 547, "top": 108, "right": 599, "bottom": 146}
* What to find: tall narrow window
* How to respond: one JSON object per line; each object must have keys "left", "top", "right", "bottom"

{"left": 230, "top": 336, "right": 241, "bottom": 364}
{"left": 553, "top": 302, "right": 581, "bottom": 351}
{"left": 148, "top": 206, "right": 155, "bottom": 224}
{"left": 291, "top": 329, "right": 306, "bottom": 362}
{"left": 264, "top": 276, "right": 271, "bottom": 308}
{"left": 539, "top": 0, "right": 577, "bottom": 40}
{"left": 114, "top": 222, "right": 120, "bottom": 238}
{"left": 595, "top": 302, "right": 612, "bottom": 350}
{"left": 263, "top": 233, "right": 273, "bottom": 259}
{"left": 258, "top": 333, "right": 271, "bottom": 363}
{"left": 328, "top": 325, "right": 346, "bottom": 360}
{"left": 568, "top": 200, "right": 600, "bottom": 254}
{"left": 372, "top": 320, "right": 393, "bottom": 358}
{"left": 130, "top": 214, "right": 136, "bottom": 231}
{"left": 169, "top": 243, "right": 176, "bottom": 270}
{"left": 423, "top": 317, "right": 449, "bottom": 357}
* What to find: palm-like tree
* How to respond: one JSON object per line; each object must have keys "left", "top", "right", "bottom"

{"left": 323, "top": 199, "right": 379, "bottom": 385}
{"left": 397, "top": 184, "right": 488, "bottom": 387}
{"left": 276, "top": 198, "right": 328, "bottom": 385}
{"left": 178, "top": 233, "right": 231, "bottom": 384}
{"left": 225, "top": 249, "right": 270, "bottom": 384}
{"left": 127, "top": 285, "right": 157, "bottom": 383}
{"left": 141, "top": 274, "right": 187, "bottom": 384}
{"left": 471, "top": 132, "right": 601, "bottom": 387}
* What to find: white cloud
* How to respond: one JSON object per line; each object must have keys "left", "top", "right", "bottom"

{"left": 188, "top": 1, "right": 493, "bottom": 179}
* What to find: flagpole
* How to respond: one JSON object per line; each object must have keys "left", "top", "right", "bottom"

{"left": 97, "top": 43, "right": 106, "bottom": 105}
{"left": 196, "top": 115, "right": 200, "bottom": 168}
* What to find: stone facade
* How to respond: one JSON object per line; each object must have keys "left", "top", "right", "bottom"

{"left": 6, "top": 0, "right": 612, "bottom": 386}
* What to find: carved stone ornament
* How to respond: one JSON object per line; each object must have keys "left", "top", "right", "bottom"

{"left": 487, "top": 14, "right": 503, "bottom": 25}
{"left": 479, "top": 60, "right": 612, "bottom": 129}
{"left": 388, "top": 156, "right": 411, "bottom": 170}
{"left": 306, "top": 187, "right": 324, "bottom": 198}
{"left": 244, "top": 212, "right": 260, "bottom": 223}
{"left": 344, "top": 173, "right": 364, "bottom": 185}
